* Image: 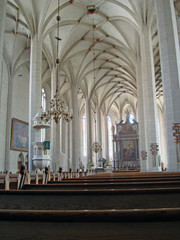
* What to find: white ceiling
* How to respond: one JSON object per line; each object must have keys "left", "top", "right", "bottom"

{"left": 4, "top": 0, "right": 180, "bottom": 116}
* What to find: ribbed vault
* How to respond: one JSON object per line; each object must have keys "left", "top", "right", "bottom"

{"left": 4, "top": 0, "right": 180, "bottom": 119}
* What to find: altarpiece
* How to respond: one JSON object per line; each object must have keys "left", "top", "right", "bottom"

{"left": 112, "top": 116, "right": 140, "bottom": 171}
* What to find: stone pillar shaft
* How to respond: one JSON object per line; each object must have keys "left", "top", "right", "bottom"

{"left": 155, "top": 0, "right": 180, "bottom": 171}
{"left": 29, "top": 34, "right": 42, "bottom": 172}
{"left": 71, "top": 83, "right": 80, "bottom": 171}
{"left": 86, "top": 98, "right": 92, "bottom": 169}
{"left": 68, "top": 120, "right": 72, "bottom": 169}
{"left": 136, "top": 57, "right": 147, "bottom": 171}
{"left": 140, "top": 26, "right": 159, "bottom": 171}
{"left": 50, "top": 66, "right": 61, "bottom": 171}
{"left": 104, "top": 115, "right": 109, "bottom": 161}
{"left": 96, "top": 106, "right": 102, "bottom": 161}
{"left": 0, "top": 0, "right": 8, "bottom": 171}
{"left": 0, "top": 0, "right": 7, "bottom": 106}
{"left": 60, "top": 118, "right": 63, "bottom": 152}
{"left": 64, "top": 121, "right": 69, "bottom": 171}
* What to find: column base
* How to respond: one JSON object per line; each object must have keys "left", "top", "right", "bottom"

{"left": 141, "top": 159, "right": 161, "bottom": 172}
{"left": 148, "top": 166, "right": 161, "bottom": 172}
{"left": 140, "top": 160, "right": 148, "bottom": 171}
{"left": 167, "top": 163, "right": 180, "bottom": 172}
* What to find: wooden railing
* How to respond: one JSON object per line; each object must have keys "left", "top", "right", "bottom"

{"left": 0, "top": 169, "right": 96, "bottom": 190}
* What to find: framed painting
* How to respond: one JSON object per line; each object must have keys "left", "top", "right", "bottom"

{"left": 10, "top": 118, "right": 29, "bottom": 152}
{"left": 122, "top": 140, "right": 136, "bottom": 160}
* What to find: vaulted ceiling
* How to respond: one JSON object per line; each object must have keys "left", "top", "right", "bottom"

{"left": 4, "top": 0, "right": 180, "bottom": 117}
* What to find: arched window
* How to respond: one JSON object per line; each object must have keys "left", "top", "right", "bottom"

{"left": 129, "top": 113, "right": 135, "bottom": 124}
{"left": 41, "top": 88, "right": 46, "bottom": 111}
{"left": 122, "top": 103, "right": 135, "bottom": 123}
{"left": 107, "top": 116, "right": 113, "bottom": 159}
{"left": 41, "top": 88, "right": 46, "bottom": 142}
{"left": 82, "top": 114, "right": 87, "bottom": 156}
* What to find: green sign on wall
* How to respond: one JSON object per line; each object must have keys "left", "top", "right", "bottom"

{"left": 44, "top": 141, "right": 50, "bottom": 150}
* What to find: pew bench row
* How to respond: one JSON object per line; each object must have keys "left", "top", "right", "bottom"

{"left": 0, "top": 169, "right": 96, "bottom": 190}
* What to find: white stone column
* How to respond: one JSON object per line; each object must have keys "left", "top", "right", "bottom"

{"left": 44, "top": 86, "right": 51, "bottom": 142}
{"left": 158, "top": 109, "right": 167, "bottom": 169}
{"left": 86, "top": 97, "right": 92, "bottom": 169}
{"left": 71, "top": 83, "right": 80, "bottom": 171}
{"left": 68, "top": 120, "right": 72, "bottom": 169}
{"left": 59, "top": 119, "right": 67, "bottom": 171}
{"left": 64, "top": 121, "right": 69, "bottom": 171}
{"left": 0, "top": 0, "right": 7, "bottom": 107}
{"left": 104, "top": 114, "right": 109, "bottom": 161}
{"left": 60, "top": 118, "right": 63, "bottom": 152}
{"left": 4, "top": 72, "right": 15, "bottom": 172}
{"left": 155, "top": 0, "right": 180, "bottom": 171}
{"left": 79, "top": 113, "right": 82, "bottom": 166}
{"left": 96, "top": 106, "right": 102, "bottom": 163}
{"left": 0, "top": 63, "right": 8, "bottom": 172}
{"left": 140, "top": 26, "right": 159, "bottom": 171}
{"left": 50, "top": 120, "right": 60, "bottom": 172}
{"left": 29, "top": 34, "right": 42, "bottom": 172}
{"left": 0, "top": 1, "right": 8, "bottom": 171}
{"left": 50, "top": 66, "right": 60, "bottom": 171}
{"left": 136, "top": 57, "right": 147, "bottom": 171}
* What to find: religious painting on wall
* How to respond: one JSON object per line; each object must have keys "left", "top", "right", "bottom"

{"left": 10, "top": 118, "right": 29, "bottom": 152}
{"left": 122, "top": 140, "right": 136, "bottom": 161}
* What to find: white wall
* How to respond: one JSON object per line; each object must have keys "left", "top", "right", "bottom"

{"left": 9, "top": 67, "right": 29, "bottom": 173}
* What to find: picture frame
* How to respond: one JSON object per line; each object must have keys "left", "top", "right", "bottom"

{"left": 122, "top": 140, "right": 136, "bottom": 161}
{"left": 10, "top": 118, "right": 29, "bottom": 152}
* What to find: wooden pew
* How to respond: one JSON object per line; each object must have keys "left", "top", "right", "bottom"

{"left": 22, "top": 180, "right": 180, "bottom": 190}
{"left": 1, "top": 171, "right": 180, "bottom": 239}
{"left": 0, "top": 187, "right": 180, "bottom": 210}
{"left": 0, "top": 209, "right": 180, "bottom": 240}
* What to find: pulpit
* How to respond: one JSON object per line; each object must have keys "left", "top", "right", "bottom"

{"left": 32, "top": 110, "right": 51, "bottom": 171}
{"left": 32, "top": 142, "right": 51, "bottom": 171}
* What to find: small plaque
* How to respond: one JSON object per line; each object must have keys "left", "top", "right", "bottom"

{"left": 44, "top": 141, "right": 50, "bottom": 150}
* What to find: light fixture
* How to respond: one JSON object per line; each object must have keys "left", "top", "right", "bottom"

{"left": 41, "top": 0, "right": 73, "bottom": 124}
{"left": 91, "top": 19, "right": 102, "bottom": 155}
{"left": 91, "top": 107, "right": 102, "bottom": 168}
{"left": 92, "top": 142, "right": 102, "bottom": 153}
{"left": 92, "top": 124, "right": 102, "bottom": 153}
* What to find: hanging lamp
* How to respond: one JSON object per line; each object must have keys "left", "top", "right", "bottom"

{"left": 91, "top": 19, "right": 102, "bottom": 155}
{"left": 41, "top": 0, "right": 73, "bottom": 124}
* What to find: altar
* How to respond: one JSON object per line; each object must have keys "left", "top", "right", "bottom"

{"left": 112, "top": 116, "right": 140, "bottom": 171}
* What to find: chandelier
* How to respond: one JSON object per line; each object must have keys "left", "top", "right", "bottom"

{"left": 92, "top": 140, "right": 102, "bottom": 153}
{"left": 92, "top": 109, "right": 102, "bottom": 153}
{"left": 91, "top": 19, "right": 102, "bottom": 154}
{"left": 41, "top": 0, "right": 73, "bottom": 124}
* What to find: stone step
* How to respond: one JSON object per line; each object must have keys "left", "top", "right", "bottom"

{"left": 0, "top": 188, "right": 180, "bottom": 210}
{"left": 23, "top": 180, "right": 180, "bottom": 190}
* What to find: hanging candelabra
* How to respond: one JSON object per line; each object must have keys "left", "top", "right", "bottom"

{"left": 92, "top": 120, "right": 102, "bottom": 153}
{"left": 91, "top": 19, "right": 102, "bottom": 156}
{"left": 41, "top": 0, "right": 73, "bottom": 124}
{"left": 91, "top": 111, "right": 102, "bottom": 168}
